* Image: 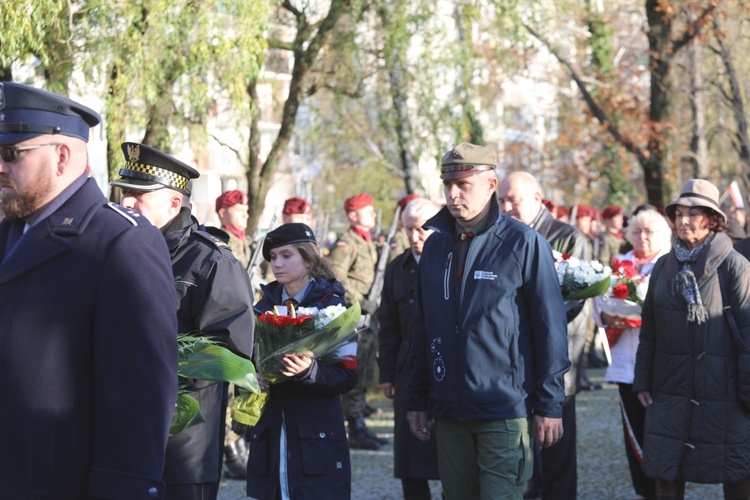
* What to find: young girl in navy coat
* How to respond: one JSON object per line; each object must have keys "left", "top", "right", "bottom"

{"left": 247, "top": 223, "right": 357, "bottom": 500}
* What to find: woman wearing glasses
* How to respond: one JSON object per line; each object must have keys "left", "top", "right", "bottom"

{"left": 597, "top": 208, "right": 671, "bottom": 499}
{"left": 634, "top": 179, "right": 750, "bottom": 499}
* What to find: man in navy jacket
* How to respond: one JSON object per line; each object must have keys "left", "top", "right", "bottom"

{"left": 0, "top": 83, "right": 178, "bottom": 498}
{"left": 406, "top": 143, "right": 570, "bottom": 499}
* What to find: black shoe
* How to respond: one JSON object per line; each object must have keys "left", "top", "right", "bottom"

{"left": 580, "top": 379, "right": 603, "bottom": 391}
{"left": 223, "top": 441, "right": 247, "bottom": 480}
{"left": 363, "top": 424, "right": 388, "bottom": 445}
{"left": 348, "top": 426, "right": 381, "bottom": 450}
{"left": 347, "top": 417, "right": 381, "bottom": 450}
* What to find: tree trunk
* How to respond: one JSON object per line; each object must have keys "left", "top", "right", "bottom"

{"left": 245, "top": 0, "right": 353, "bottom": 236}
{"left": 685, "top": 37, "right": 709, "bottom": 178}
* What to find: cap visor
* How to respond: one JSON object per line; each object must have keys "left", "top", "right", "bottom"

{"left": 110, "top": 178, "right": 165, "bottom": 192}
{"left": 441, "top": 167, "right": 493, "bottom": 181}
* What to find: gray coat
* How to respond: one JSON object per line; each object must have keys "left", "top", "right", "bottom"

{"left": 633, "top": 231, "right": 750, "bottom": 483}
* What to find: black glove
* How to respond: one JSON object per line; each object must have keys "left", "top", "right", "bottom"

{"left": 360, "top": 298, "right": 379, "bottom": 315}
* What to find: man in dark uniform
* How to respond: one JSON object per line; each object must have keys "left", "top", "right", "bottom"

{"left": 330, "top": 192, "right": 384, "bottom": 450}
{"left": 112, "top": 143, "right": 255, "bottom": 500}
{"left": 0, "top": 83, "right": 178, "bottom": 498}
{"left": 498, "top": 171, "right": 591, "bottom": 500}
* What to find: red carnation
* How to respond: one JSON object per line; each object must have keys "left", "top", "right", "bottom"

{"left": 258, "top": 313, "right": 313, "bottom": 328}
{"left": 613, "top": 259, "right": 639, "bottom": 279}
{"left": 612, "top": 283, "right": 630, "bottom": 299}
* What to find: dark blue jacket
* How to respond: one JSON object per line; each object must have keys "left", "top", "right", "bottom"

{"left": 0, "top": 179, "right": 178, "bottom": 499}
{"left": 248, "top": 277, "right": 356, "bottom": 500}
{"left": 162, "top": 208, "right": 255, "bottom": 485}
{"left": 407, "top": 201, "right": 569, "bottom": 420}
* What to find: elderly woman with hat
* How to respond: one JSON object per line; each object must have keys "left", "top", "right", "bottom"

{"left": 247, "top": 223, "right": 356, "bottom": 500}
{"left": 633, "top": 179, "right": 750, "bottom": 498}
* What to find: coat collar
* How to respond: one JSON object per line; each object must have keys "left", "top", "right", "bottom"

{"left": 0, "top": 178, "right": 104, "bottom": 285}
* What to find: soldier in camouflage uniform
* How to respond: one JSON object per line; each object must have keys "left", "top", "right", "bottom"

{"left": 215, "top": 190, "right": 252, "bottom": 268}
{"left": 329, "top": 193, "right": 385, "bottom": 450}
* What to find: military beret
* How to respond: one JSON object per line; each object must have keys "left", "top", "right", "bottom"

{"left": 440, "top": 143, "right": 497, "bottom": 180}
{"left": 216, "top": 190, "right": 247, "bottom": 212}
{"left": 343, "top": 193, "right": 374, "bottom": 213}
{"left": 556, "top": 205, "right": 570, "bottom": 218}
{"left": 111, "top": 142, "right": 199, "bottom": 196}
{"left": 283, "top": 196, "right": 311, "bottom": 215}
{"left": 601, "top": 205, "right": 623, "bottom": 220}
{"left": 397, "top": 193, "right": 420, "bottom": 212}
{"left": 574, "top": 204, "right": 596, "bottom": 219}
{"left": 0, "top": 82, "right": 101, "bottom": 145}
{"left": 263, "top": 223, "right": 317, "bottom": 262}
{"left": 542, "top": 198, "right": 557, "bottom": 213}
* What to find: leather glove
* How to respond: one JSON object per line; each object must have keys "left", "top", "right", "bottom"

{"left": 360, "top": 298, "right": 379, "bottom": 315}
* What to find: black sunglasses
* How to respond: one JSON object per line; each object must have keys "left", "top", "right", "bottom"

{"left": 0, "top": 143, "right": 60, "bottom": 163}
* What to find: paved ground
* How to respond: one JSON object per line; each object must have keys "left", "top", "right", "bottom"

{"left": 218, "top": 368, "right": 722, "bottom": 499}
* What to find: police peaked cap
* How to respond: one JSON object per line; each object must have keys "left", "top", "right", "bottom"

{"left": 0, "top": 82, "right": 101, "bottom": 145}
{"left": 112, "top": 142, "right": 199, "bottom": 196}
{"left": 263, "top": 223, "right": 317, "bottom": 262}
{"left": 440, "top": 143, "right": 497, "bottom": 180}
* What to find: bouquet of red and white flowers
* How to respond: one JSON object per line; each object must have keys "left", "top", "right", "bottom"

{"left": 231, "top": 302, "right": 361, "bottom": 426}
{"left": 597, "top": 258, "right": 650, "bottom": 347}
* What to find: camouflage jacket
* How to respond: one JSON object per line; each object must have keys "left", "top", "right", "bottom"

{"left": 329, "top": 227, "right": 377, "bottom": 305}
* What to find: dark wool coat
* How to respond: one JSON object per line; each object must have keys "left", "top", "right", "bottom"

{"left": 633, "top": 231, "right": 750, "bottom": 483}
{"left": 162, "top": 208, "right": 255, "bottom": 486}
{"left": 249, "top": 278, "right": 357, "bottom": 500}
{"left": 0, "top": 179, "right": 178, "bottom": 499}
{"left": 532, "top": 206, "right": 592, "bottom": 396}
{"left": 378, "top": 250, "right": 439, "bottom": 480}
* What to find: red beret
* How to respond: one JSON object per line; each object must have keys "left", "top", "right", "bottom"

{"left": 574, "top": 204, "right": 595, "bottom": 219}
{"left": 601, "top": 205, "right": 623, "bottom": 219}
{"left": 344, "top": 193, "right": 374, "bottom": 212}
{"left": 215, "top": 190, "right": 247, "bottom": 212}
{"left": 556, "top": 206, "right": 570, "bottom": 218}
{"left": 542, "top": 198, "right": 557, "bottom": 213}
{"left": 283, "top": 196, "right": 311, "bottom": 215}
{"left": 397, "top": 194, "right": 420, "bottom": 212}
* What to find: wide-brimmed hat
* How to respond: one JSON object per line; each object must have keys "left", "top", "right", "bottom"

{"left": 665, "top": 179, "right": 726, "bottom": 223}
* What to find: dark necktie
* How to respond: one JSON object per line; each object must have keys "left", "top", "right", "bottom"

{"left": 3, "top": 220, "right": 25, "bottom": 262}
{"left": 456, "top": 232, "right": 474, "bottom": 279}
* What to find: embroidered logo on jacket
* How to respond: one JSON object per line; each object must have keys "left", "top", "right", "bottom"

{"left": 431, "top": 337, "right": 446, "bottom": 382}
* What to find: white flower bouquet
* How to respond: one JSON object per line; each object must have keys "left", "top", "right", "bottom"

{"left": 553, "top": 250, "right": 612, "bottom": 300}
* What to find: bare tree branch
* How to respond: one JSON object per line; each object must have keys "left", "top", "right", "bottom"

{"left": 210, "top": 133, "right": 244, "bottom": 164}
{"left": 522, "top": 23, "right": 648, "bottom": 165}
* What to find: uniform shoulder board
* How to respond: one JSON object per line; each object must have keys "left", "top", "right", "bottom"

{"left": 107, "top": 202, "right": 141, "bottom": 226}
{"left": 194, "top": 229, "right": 229, "bottom": 248}
{"left": 336, "top": 241, "right": 348, "bottom": 247}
